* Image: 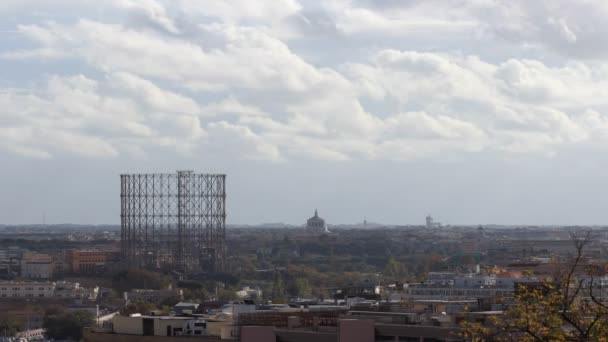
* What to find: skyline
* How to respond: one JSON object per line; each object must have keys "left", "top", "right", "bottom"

{"left": 3, "top": 1, "right": 608, "bottom": 225}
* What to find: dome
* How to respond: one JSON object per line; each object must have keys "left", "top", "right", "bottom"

{"left": 306, "top": 209, "right": 330, "bottom": 233}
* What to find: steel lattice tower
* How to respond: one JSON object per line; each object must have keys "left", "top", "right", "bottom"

{"left": 120, "top": 171, "right": 226, "bottom": 273}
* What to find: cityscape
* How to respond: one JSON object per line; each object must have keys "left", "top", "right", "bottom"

{"left": 0, "top": 174, "right": 607, "bottom": 341}
{"left": 3, "top": 1, "right": 608, "bottom": 341}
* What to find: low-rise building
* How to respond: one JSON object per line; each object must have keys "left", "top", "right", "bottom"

{"left": 0, "top": 281, "right": 98, "bottom": 300}
{"left": 0, "top": 281, "right": 54, "bottom": 298}
{"left": 21, "top": 252, "right": 54, "bottom": 279}
{"left": 65, "top": 249, "right": 120, "bottom": 274}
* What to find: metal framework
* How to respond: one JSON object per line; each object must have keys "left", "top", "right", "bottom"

{"left": 120, "top": 171, "right": 226, "bottom": 273}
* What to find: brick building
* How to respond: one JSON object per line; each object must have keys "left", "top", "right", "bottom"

{"left": 65, "top": 250, "right": 120, "bottom": 273}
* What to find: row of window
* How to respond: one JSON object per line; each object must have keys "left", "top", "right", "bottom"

{"left": 1, "top": 293, "right": 46, "bottom": 297}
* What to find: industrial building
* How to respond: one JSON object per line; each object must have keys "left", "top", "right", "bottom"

{"left": 120, "top": 171, "right": 227, "bottom": 273}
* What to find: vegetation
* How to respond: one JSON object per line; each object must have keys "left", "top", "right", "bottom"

{"left": 43, "top": 309, "right": 95, "bottom": 341}
{"left": 111, "top": 268, "right": 172, "bottom": 293}
{"left": 461, "top": 231, "right": 608, "bottom": 341}
{"left": 0, "top": 317, "right": 23, "bottom": 337}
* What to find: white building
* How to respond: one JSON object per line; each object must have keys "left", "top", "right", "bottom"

{"left": 0, "top": 281, "right": 54, "bottom": 298}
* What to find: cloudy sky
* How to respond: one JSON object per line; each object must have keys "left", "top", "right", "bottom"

{"left": 2, "top": 0, "right": 608, "bottom": 226}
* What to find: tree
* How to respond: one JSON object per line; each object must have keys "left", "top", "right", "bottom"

{"left": 384, "top": 257, "right": 406, "bottom": 280}
{"left": 461, "top": 231, "right": 608, "bottom": 341}
{"left": 44, "top": 310, "right": 95, "bottom": 341}
{"left": 217, "top": 288, "right": 238, "bottom": 301}
{"left": 112, "top": 268, "right": 171, "bottom": 293}
{"left": 0, "top": 317, "right": 23, "bottom": 337}
{"left": 286, "top": 278, "right": 312, "bottom": 298}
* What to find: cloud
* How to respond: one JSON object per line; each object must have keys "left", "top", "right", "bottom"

{"left": 0, "top": 74, "right": 206, "bottom": 159}
{"left": 113, "top": 0, "right": 179, "bottom": 34}
{"left": 3, "top": 0, "right": 608, "bottom": 163}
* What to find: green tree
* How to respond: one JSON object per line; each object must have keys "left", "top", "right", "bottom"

{"left": 44, "top": 310, "right": 95, "bottom": 341}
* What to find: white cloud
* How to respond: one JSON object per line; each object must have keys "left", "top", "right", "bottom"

{"left": 113, "top": 0, "right": 179, "bottom": 34}
{"left": 3, "top": 0, "right": 608, "bottom": 163}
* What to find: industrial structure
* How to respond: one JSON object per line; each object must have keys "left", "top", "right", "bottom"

{"left": 120, "top": 171, "right": 226, "bottom": 273}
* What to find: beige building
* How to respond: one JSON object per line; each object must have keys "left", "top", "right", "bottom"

{"left": 21, "top": 252, "right": 54, "bottom": 279}
{"left": 0, "top": 281, "right": 54, "bottom": 298}
{"left": 0, "top": 280, "right": 97, "bottom": 300}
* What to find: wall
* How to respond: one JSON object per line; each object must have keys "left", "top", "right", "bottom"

{"left": 338, "top": 319, "right": 374, "bottom": 342}
{"left": 113, "top": 316, "right": 143, "bottom": 335}
{"left": 0, "top": 282, "right": 54, "bottom": 298}
{"left": 240, "top": 326, "right": 275, "bottom": 342}
{"left": 83, "top": 329, "right": 224, "bottom": 342}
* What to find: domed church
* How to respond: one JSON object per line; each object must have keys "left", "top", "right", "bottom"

{"left": 306, "top": 209, "right": 330, "bottom": 234}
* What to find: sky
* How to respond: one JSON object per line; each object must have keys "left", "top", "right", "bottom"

{"left": 2, "top": 1, "right": 608, "bottom": 226}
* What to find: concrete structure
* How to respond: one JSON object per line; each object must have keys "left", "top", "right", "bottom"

{"left": 20, "top": 252, "right": 53, "bottom": 279}
{"left": 306, "top": 209, "right": 330, "bottom": 234}
{"left": 240, "top": 317, "right": 460, "bottom": 342}
{"left": 83, "top": 328, "right": 227, "bottom": 342}
{"left": 337, "top": 319, "right": 374, "bottom": 342}
{"left": 240, "top": 326, "right": 274, "bottom": 342}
